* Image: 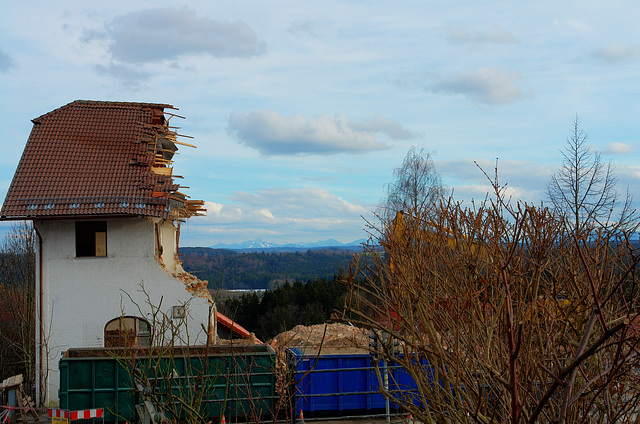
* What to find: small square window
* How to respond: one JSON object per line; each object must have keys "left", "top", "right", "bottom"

{"left": 76, "top": 221, "right": 107, "bottom": 257}
{"left": 172, "top": 305, "right": 186, "bottom": 320}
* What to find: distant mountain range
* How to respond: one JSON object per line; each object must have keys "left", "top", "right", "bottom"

{"left": 209, "top": 238, "right": 367, "bottom": 252}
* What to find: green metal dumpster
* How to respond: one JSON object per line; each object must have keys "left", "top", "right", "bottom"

{"left": 59, "top": 344, "right": 276, "bottom": 423}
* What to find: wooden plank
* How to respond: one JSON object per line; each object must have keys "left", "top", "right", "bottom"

{"left": 1, "top": 374, "right": 23, "bottom": 389}
{"left": 19, "top": 387, "right": 39, "bottom": 420}
{"left": 151, "top": 167, "right": 172, "bottom": 175}
{"left": 16, "top": 388, "right": 28, "bottom": 423}
{"left": 172, "top": 139, "right": 197, "bottom": 148}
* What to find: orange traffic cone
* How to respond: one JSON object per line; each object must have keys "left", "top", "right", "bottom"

{"left": 406, "top": 414, "right": 413, "bottom": 422}
{"left": 220, "top": 414, "right": 226, "bottom": 424}
{"left": 298, "top": 409, "right": 305, "bottom": 423}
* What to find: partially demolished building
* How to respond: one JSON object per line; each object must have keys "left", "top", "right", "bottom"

{"left": 1, "top": 100, "right": 210, "bottom": 406}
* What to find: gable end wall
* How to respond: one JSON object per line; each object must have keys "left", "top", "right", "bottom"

{"left": 35, "top": 216, "right": 210, "bottom": 406}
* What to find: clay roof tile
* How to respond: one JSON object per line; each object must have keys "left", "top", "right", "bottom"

{"left": 1, "top": 100, "right": 203, "bottom": 220}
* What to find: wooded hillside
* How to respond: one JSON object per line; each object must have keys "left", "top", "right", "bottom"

{"left": 179, "top": 247, "right": 356, "bottom": 289}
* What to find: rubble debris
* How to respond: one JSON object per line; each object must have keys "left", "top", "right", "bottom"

{"left": 0, "top": 374, "right": 39, "bottom": 423}
{"left": 141, "top": 112, "right": 205, "bottom": 220}
{"left": 268, "top": 323, "right": 370, "bottom": 353}
{"left": 174, "top": 271, "right": 212, "bottom": 301}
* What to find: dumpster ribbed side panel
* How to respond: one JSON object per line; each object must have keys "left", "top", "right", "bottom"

{"left": 58, "top": 358, "right": 134, "bottom": 422}
{"left": 289, "top": 349, "right": 387, "bottom": 416}
{"left": 59, "top": 345, "right": 276, "bottom": 423}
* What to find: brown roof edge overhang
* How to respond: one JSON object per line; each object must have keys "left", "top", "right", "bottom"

{"left": 0, "top": 213, "right": 154, "bottom": 221}
{"left": 2, "top": 100, "right": 205, "bottom": 222}
{"left": 30, "top": 100, "right": 176, "bottom": 125}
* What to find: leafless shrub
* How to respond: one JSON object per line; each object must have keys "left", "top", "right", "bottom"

{"left": 341, "top": 173, "right": 640, "bottom": 423}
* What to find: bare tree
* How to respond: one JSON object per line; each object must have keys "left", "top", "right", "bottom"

{"left": 341, "top": 173, "right": 640, "bottom": 424}
{"left": 547, "top": 116, "right": 636, "bottom": 234}
{"left": 379, "top": 146, "right": 445, "bottom": 221}
{"left": 0, "top": 221, "right": 36, "bottom": 385}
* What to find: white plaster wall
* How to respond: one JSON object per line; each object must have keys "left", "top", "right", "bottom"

{"left": 35, "top": 217, "right": 210, "bottom": 406}
{"left": 154, "top": 218, "right": 179, "bottom": 273}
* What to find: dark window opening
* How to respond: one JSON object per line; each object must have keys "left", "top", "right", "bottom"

{"left": 76, "top": 221, "right": 107, "bottom": 257}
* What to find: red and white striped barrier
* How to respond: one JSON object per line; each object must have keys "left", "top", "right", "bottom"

{"left": 49, "top": 408, "right": 104, "bottom": 421}
{"left": 70, "top": 408, "right": 103, "bottom": 421}
{"left": 49, "top": 408, "right": 69, "bottom": 418}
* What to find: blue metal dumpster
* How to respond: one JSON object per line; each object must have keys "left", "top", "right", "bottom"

{"left": 289, "top": 347, "right": 429, "bottom": 417}
{"left": 289, "top": 347, "right": 396, "bottom": 416}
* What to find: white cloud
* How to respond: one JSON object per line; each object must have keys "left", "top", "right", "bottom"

{"left": 94, "top": 62, "right": 149, "bottom": 87}
{"left": 438, "top": 158, "right": 553, "bottom": 203}
{"left": 257, "top": 208, "right": 274, "bottom": 219}
{"left": 190, "top": 188, "right": 369, "bottom": 244}
{"left": 453, "top": 184, "right": 529, "bottom": 203}
{"left": 429, "top": 68, "right": 524, "bottom": 105}
{"left": 0, "top": 48, "right": 14, "bottom": 72}
{"left": 288, "top": 21, "right": 323, "bottom": 38}
{"left": 621, "top": 165, "right": 640, "bottom": 180}
{"left": 227, "top": 110, "right": 392, "bottom": 155}
{"left": 614, "top": 165, "right": 640, "bottom": 201}
{"left": 592, "top": 44, "right": 640, "bottom": 63}
{"left": 441, "top": 158, "right": 553, "bottom": 180}
{"left": 233, "top": 187, "right": 367, "bottom": 216}
{"left": 201, "top": 188, "right": 367, "bottom": 223}
{"left": 554, "top": 18, "right": 591, "bottom": 34}
{"left": 443, "top": 24, "right": 517, "bottom": 45}
{"left": 348, "top": 114, "right": 419, "bottom": 139}
{"left": 604, "top": 142, "right": 633, "bottom": 155}
{"left": 83, "top": 6, "right": 265, "bottom": 65}
{"left": 204, "top": 201, "right": 223, "bottom": 215}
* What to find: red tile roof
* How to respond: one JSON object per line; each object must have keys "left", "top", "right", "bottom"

{"left": 1, "top": 100, "right": 204, "bottom": 220}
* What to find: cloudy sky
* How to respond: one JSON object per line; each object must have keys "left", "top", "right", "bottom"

{"left": 1, "top": 1, "right": 638, "bottom": 246}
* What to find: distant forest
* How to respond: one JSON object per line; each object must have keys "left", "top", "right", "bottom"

{"left": 219, "top": 277, "right": 348, "bottom": 341}
{"left": 179, "top": 247, "right": 358, "bottom": 289}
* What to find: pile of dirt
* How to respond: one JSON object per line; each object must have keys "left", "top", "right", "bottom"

{"left": 268, "top": 323, "right": 370, "bottom": 352}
